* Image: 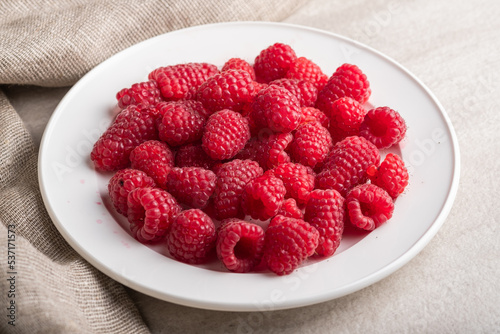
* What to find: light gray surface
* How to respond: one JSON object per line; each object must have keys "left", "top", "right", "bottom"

{"left": 5, "top": 0, "right": 500, "bottom": 332}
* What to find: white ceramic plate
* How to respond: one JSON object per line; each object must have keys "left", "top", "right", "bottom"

{"left": 39, "top": 22, "right": 460, "bottom": 312}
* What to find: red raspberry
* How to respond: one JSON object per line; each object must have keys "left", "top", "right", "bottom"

{"left": 324, "top": 97, "right": 366, "bottom": 136}
{"left": 214, "top": 159, "right": 263, "bottom": 220}
{"left": 269, "top": 78, "right": 318, "bottom": 107}
{"left": 166, "top": 167, "right": 216, "bottom": 209}
{"left": 91, "top": 105, "right": 158, "bottom": 171}
{"left": 286, "top": 57, "right": 328, "bottom": 91}
{"left": 196, "top": 69, "right": 257, "bottom": 114}
{"left": 175, "top": 143, "right": 218, "bottom": 170}
{"left": 108, "top": 169, "right": 155, "bottom": 217}
{"left": 173, "top": 99, "right": 210, "bottom": 120}
{"left": 116, "top": 80, "right": 161, "bottom": 109}
{"left": 251, "top": 85, "right": 301, "bottom": 133}
{"left": 271, "top": 162, "right": 315, "bottom": 205}
{"left": 149, "top": 63, "right": 218, "bottom": 100}
{"left": 127, "top": 187, "right": 181, "bottom": 242}
{"left": 367, "top": 153, "right": 409, "bottom": 198}
{"left": 158, "top": 103, "right": 205, "bottom": 147}
{"left": 277, "top": 198, "right": 304, "bottom": 219}
{"left": 263, "top": 215, "right": 319, "bottom": 276}
{"left": 202, "top": 109, "right": 250, "bottom": 160}
{"left": 254, "top": 43, "right": 297, "bottom": 83}
{"left": 129, "top": 140, "right": 174, "bottom": 187}
{"left": 316, "top": 136, "right": 380, "bottom": 196}
{"left": 359, "top": 107, "right": 407, "bottom": 149}
{"left": 166, "top": 209, "right": 216, "bottom": 264}
{"left": 316, "top": 63, "right": 371, "bottom": 111}
{"left": 290, "top": 121, "right": 333, "bottom": 169}
{"left": 304, "top": 189, "right": 344, "bottom": 257}
{"left": 216, "top": 219, "right": 265, "bottom": 273}
{"left": 300, "top": 107, "right": 330, "bottom": 129}
{"left": 236, "top": 132, "right": 293, "bottom": 170}
{"left": 222, "top": 58, "right": 256, "bottom": 80}
{"left": 241, "top": 173, "right": 286, "bottom": 221}
{"left": 346, "top": 184, "right": 394, "bottom": 231}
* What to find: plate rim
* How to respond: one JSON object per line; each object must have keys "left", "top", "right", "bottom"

{"left": 38, "top": 21, "right": 461, "bottom": 312}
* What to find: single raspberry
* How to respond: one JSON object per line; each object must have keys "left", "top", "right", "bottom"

{"left": 299, "top": 107, "right": 330, "bottom": 129}
{"left": 108, "top": 169, "right": 156, "bottom": 217}
{"left": 216, "top": 219, "right": 265, "bottom": 273}
{"left": 367, "top": 153, "right": 409, "bottom": 198}
{"left": 286, "top": 57, "right": 328, "bottom": 91}
{"left": 304, "top": 189, "right": 344, "bottom": 257}
{"left": 277, "top": 198, "right": 304, "bottom": 219}
{"left": 316, "top": 136, "right": 380, "bottom": 196}
{"left": 127, "top": 187, "right": 181, "bottom": 242}
{"left": 202, "top": 109, "right": 250, "bottom": 160}
{"left": 251, "top": 85, "right": 301, "bottom": 133}
{"left": 324, "top": 97, "right": 366, "bottom": 136}
{"left": 149, "top": 63, "right": 219, "bottom": 101}
{"left": 116, "top": 80, "right": 161, "bottom": 109}
{"left": 316, "top": 63, "right": 371, "bottom": 111}
{"left": 173, "top": 99, "right": 211, "bottom": 120}
{"left": 270, "top": 162, "right": 315, "bottom": 205}
{"left": 166, "top": 209, "right": 216, "bottom": 264}
{"left": 91, "top": 105, "right": 158, "bottom": 171}
{"left": 157, "top": 103, "right": 205, "bottom": 147}
{"left": 254, "top": 43, "right": 297, "bottom": 83}
{"left": 221, "top": 58, "right": 256, "bottom": 80}
{"left": 290, "top": 121, "right": 333, "bottom": 169}
{"left": 166, "top": 167, "right": 216, "bottom": 209}
{"left": 359, "top": 107, "right": 407, "bottom": 149}
{"left": 175, "top": 143, "right": 218, "bottom": 170}
{"left": 346, "top": 184, "right": 394, "bottom": 231}
{"left": 263, "top": 215, "right": 319, "bottom": 276}
{"left": 196, "top": 69, "right": 257, "bottom": 114}
{"left": 269, "top": 78, "right": 318, "bottom": 107}
{"left": 241, "top": 173, "right": 286, "bottom": 221}
{"left": 236, "top": 131, "right": 293, "bottom": 171}
{"left": 214, "top": 159, "right": 263, "bottom": 220}
{"left": 129, "top": 140, "right": 174, "bottom": 187}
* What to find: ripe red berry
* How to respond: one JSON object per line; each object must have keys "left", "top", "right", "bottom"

{"left": 157, "top": 103, "right": 205, "bottom": 147}
{"left": 324, "top": 97, "right": 366, "bottom": 138}
{"left": 286, "top": 56, "right": 328, "bottom": 91}
{"left": 91, "top": 105, "right": 158, "bottom": 171}
{"left": 236, "top": 131, "right": 293, "bottom": 171}
{"left": 221, "top": 58, "right": 256, "bottom": 80}
{"left": 116, "top": 80, "right": 161, "bottom": 109}
{"left": 216, "top": 219, "right": 265, "bottom": 273}
{"left": 251, "top": 85, "right": 301, "bottom": 133}
{"left": 269, "top": 78, "right": 318, "bottom": 107}
{"left": 108, "top": 169, "right": 156, "bottom": 217}
{"left": 304, "top": 189, "right": 344, "bottom": 257}
{"left": 129, "top": 140, "right": 174, "bottom": 187}
{"left": 359, "top": 107, "right": 407, "bottom": 149}
{"left": 127, "top": 187, "right": 181, "bottom": 243}
{"left": 277, "top": 198, "right": 304, "bottom": 219}
{"left": 150, "top": 63, "right": 218, "bottom": 101}
{"left": 175, "top": 143, "right": 218, "bottom": 170}
{"left": 271, "top": 162, "right": 315, "bottom": 205}
{"left": 213, "top": 159, "right": 264, "bottom": 220}
{"left": 346, "top": 184, "right": 394, "bottom": 231}
{"left": 202, "top": 109, "right": 251, "bottom": 160}
{"left": 166, "top": 209, "right": 216, "bottom": 264}
{"left": 316, "top": 136, "right": 380, "bottom": 196}
{"left": 196, "top": 69, "right": 257, "bottom": 114}
{"left": 367, "top": 153, "right": 409, "bottom": 198}
{"left": 316, "top": 63, "right": 371, "bottom": 111}
{"left": 241, "top": 173, "right": 286, "bottom": 221}
{"left": 166, "top": 167, "right": 217, "bottom": 209}
{"left": 299, "top": 107, "right": 330, "bottom": 129}
{"left": 263, "top": 215, "right": 319, "bottom": 276}
{"left": 254, "top": 43, "right": 297, "bottom": 83}
{"left": 290, "top": 121, "right": 333, "bottom": 169}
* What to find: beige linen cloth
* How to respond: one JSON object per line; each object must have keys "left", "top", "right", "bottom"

{"left": 1, "top": 0, "right": 500, "bottom": 333}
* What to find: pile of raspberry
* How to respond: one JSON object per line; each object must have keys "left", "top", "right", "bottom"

{"left": 91, "top": 43, "right": 409, "bottom": 276}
